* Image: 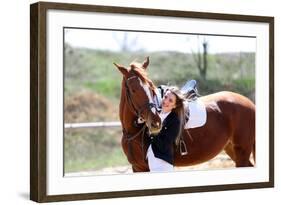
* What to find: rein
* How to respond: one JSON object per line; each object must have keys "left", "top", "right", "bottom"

{"left": 122, "top": 123, "right": 147, "bottom": 141}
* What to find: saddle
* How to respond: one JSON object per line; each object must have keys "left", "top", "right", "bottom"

{"left": 180, "top": 79, "right": 200, "bottom": 100}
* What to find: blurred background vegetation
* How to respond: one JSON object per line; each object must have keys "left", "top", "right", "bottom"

{"left": 64, "top": 32, "right": 255, "bottom": 175}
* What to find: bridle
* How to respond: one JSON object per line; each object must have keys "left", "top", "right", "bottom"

{"left": 124, "top": 74, "right": 158, "bottom": 123}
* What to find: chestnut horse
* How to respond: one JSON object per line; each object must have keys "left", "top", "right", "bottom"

{"left": 114, "top": 57, "right": 255, "bottom": 172}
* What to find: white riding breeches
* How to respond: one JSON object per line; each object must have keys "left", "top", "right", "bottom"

{"left": 146, "top": 145, "right": 174, "bottom": 172}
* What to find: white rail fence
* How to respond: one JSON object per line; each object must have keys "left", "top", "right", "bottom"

{"left": 64, "top": 121, "right": 121, "bottom": 129}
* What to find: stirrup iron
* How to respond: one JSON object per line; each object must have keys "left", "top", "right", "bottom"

{"left": 180, "top": 140, "right": 188, "bottom": 156}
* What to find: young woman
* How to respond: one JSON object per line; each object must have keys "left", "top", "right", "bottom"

{"left": 146, "top": 86, "right": 186, "bottom": 172}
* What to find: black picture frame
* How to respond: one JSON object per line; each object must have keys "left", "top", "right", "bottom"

{"left": 30, "top": 1, "right": 274, "bottom": 202}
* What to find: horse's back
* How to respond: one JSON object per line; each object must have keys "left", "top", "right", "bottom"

{"left": 200, "top": 91, "right": 255, "bottom": 110}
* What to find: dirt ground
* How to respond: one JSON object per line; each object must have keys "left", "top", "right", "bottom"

{"left": 65, "top": 152, "right": 244, "bottom": 177}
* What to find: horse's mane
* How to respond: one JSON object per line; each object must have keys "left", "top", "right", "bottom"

{"left": 130, "top": 62, "right": 157, "bottom": 93}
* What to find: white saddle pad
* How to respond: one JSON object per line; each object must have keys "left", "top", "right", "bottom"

{"left": 184, "top": 99, "right": 207, "bottom": 129}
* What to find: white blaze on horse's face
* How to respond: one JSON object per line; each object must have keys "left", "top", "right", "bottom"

{"left": 138, "top": 78, "right": 161, "bottom": 132}
{"left": 138, "top": 78, "right": 157, "bottom": 115}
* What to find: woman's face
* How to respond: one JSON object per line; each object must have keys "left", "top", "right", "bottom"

{"left": 161, "top": 91, "right": 177, "bottom": 113}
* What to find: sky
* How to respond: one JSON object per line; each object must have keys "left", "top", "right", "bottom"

{"left": 64, "top": 28, "right": 256, "bottom": 54}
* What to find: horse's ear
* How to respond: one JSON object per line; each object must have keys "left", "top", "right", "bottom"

{"left": 113, "top": 63, "right": 128, "bottom": 76}
{"left": 142, "top": 56, "right": 149, "bottom": 69}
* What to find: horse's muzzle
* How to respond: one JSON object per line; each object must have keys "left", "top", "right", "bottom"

{"left": 149, "top": 121, "right": 162, "bottom": 134}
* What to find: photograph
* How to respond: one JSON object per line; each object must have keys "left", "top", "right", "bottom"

{"left": 63, "top": 28, "right": 256, "bottom": 177}
{"left": 30, "top": 1, "right": 274, "bottom": 202}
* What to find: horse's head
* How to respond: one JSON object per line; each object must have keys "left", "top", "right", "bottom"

{"left": 114, "top": 57, "right": 162, "bottom": 134}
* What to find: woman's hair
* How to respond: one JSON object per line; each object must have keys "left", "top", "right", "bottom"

{"left": 166, "top": 86, "right": 186, "bottom": 146}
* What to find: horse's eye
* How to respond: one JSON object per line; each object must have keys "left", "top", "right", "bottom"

{"left": 130, "top": 87, "right": 137, "bottom": 93}
{"left": 131, "top": 85, "right": 139, "bottom": 93}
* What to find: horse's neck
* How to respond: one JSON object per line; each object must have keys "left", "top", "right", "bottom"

{"left": 119, "top": 83, "right": 126, "bottom": 124}
{"left": 120, "top": 81, "right": 140, "bottom": 133}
